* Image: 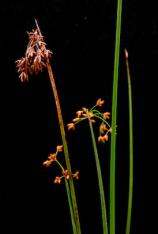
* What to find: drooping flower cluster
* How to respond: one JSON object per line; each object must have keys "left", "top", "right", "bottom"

{"left": 43, "top": 145, "right": 79, "bottom": 184}
{"left": 15, "top": 29, "right": 52, "bottom": 82}
{"left": 67, "top": 98, "right": 112, "bottom": 143}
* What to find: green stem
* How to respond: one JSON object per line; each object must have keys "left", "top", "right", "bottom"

{"left": 89, "top": 121, "right": 108, "bottom": 234}
{"left": 56, "top": 158, "right": 78, "bottom": 233}
{"left": 125, "top": 49, "right": 133, "bottom": 234}
{"left": 55, "top": 159, "right": 65, "bottom": 171}
{"left": 65, "top": 180, "right": 78, "bottom": 234}
{"left": 110, "top": 1, "right": 122, "bottom": 234}
{"left": 55, "top": 160, "right": 77, "bottom": 233}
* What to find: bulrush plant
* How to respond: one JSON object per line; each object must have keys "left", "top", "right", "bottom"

{"left": 16, "top": 0, "right": 134, "bottom": 233}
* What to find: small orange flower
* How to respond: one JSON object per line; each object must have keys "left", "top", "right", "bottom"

{"left": 103, "top": 112, "right": 110, "bottom": 120}
{"left": 98, "top": 136, "right": 105, "bottom": 143}
{"left": 73, "top": 171, "right": 80, "bottom": 180}
{"left": 56, "top": 145, "right": 63, "bottom": 152}
{"left": 62, "top": 170, "right": 70, "bottom": 180}
{"left": 76, "top": 110, "right": 83, "bottom": 118}
{"left": 43, "top": 160, "right": 52, "bottom": 167}
{"left": 99, "top": 124, "right": 107, "bottom": 134}
{"left": 48, "top": 153, "right": 57, "bottom": 161}
{"left": 98, "top": 134, "right": 108, "bottom": 143}
{"left": 72, "top": 117, "right": 80, "bottom": 122}
{"left": 103, "top": 134, "right": 109, "bottom": 142}
{"left": 96, "top": 98, "right": 104, "bottom": 107}
{"left": 82, "top": 107, "right": 88, "bottom": 113}
{"left": 54, "top": 176, "right": 61, "bottom": 184}
{"left": 67, "top": 123, "right": 75, "bottom": 130}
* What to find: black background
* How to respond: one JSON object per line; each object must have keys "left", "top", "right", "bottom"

{"left": 1, "top": 0, "right": 157, "bottom": 233}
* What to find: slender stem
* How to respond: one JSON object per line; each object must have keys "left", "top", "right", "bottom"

{"left": 56, "top": 158, "right": 78, "bottom": 233}
{"left": 35, "top": 19, "right": 81, "bottom": 234}
{"left": 95, "top": 115, "right": 111, "bottom": 128}
{"left": 55, "top": 159, "right": 65, "bottom": 171}
{"left": 89, "top": 121, "right": 108, "bottom": 234}
{"left": 46, "top": 61, "right": 81, "bottom": 234}
{"left": 125, "top": 49, "right": 133, "bottom": 234}
{"left": 56, "top": 158, "right": 79, "bottom": 233}
{"left": 110, "top": 1, "right": 122, "bottom": 234}
{"left": 65, "top": 180, "right": 78, "bottom": 234}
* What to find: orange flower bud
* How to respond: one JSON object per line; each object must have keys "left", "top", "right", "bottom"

{"left": 43, "top": 160, "right": 52, "bottom": 167}
{"left": 62, "top": 170, "right": 70, "bottom": 180}
{"left": 96, "top": 98, "right": 104, "bottom": 107}
{"left": 54, "top": 176, "right": 61, "bottom": 184}
{"left": 67, "top": 123, "right": 75, "bottom": 130}
{"left": 82, "top": 107, "right": 88, "bottom": 113}
{"left": 72, "top": 117, "right": 80, "bottom": 122}
{"left": 98, "top": 136, "right": 105, "bottom": 143}
{"left": 99, "top": 124, "right": 107, "bottom": 134}
{"left": 103, "top": 134, "right": 108, "bottom": 142}
{"left": 76, "top": 110, "right": 83, "bottom": 118}
{"left": 73, "top": 171, "right": 80, "bottom": 180}
{"left": 48, "top": 153, "right": 57, "bottom": 161}
{"left": 103, "top": 112, "right": 110, "bottom": 120}
{"left": 56, "top": 145, "right": 63, "bottom": 152}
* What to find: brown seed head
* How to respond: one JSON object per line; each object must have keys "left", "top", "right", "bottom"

{"left": 16, "top": 28, "right": 53, "bottom": 82}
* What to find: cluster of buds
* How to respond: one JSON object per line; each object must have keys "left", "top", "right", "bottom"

{"left": 54, "top": 170, "right": 79, "bottom": 185}
{"left": 43, "top": 145, "right": 63, "bottom": 167}
{"left": 43, "top": 145, "right": 79, "bottom": 184}
{"left": 15, "top": 28, "right": 52, "bottom": 82}
{"left": 67, "top": 98, "right": 112, "bottom": 143}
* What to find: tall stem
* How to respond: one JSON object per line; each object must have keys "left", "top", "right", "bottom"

{"left": 110, "top": 1, "right": 122, "bottom": 234}
{"left": 35, "top": 19, "right": 81, "bottom": 234}
{"left": 89, "top": 121, "right": 108, "bottom": 234}
{"left": 125, "top": 49, "right": 133, "bottom": 234}
{"left": 46, "top": 61, "right": 81, "bottom": 234}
